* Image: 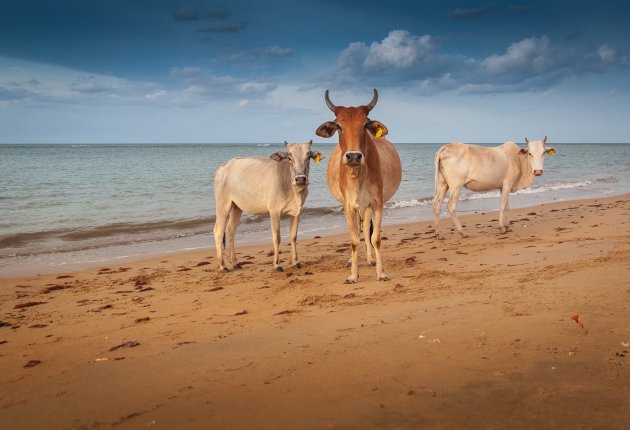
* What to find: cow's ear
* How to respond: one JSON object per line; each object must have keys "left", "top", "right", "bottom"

{"left": 316, "top": 122, "right": 337, "bottom": 138}
{"left": 270, "top": 152, "right": 288, "bottom": 162}
{"left": 366, "top": 121, "right": 388, "bottom": 137}
{"left": 545, "top": 147, "right": 556, "bottom": 155}
{"left": 310, "top": 151, "right": 326, "bottom": 162}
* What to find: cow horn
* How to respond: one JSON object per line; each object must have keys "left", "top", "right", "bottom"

{"left": 543, "top": 136, "right": 547, "bottom": 144}
{"left": 324, "top": 90, "right": 335, "bottom": 113}
{"left": 366, "top": 88, "right": 378, "bottom": 112}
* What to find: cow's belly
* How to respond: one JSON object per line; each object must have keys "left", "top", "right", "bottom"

{"left": 464, "top": 179, "right": 502, "bottom": 192}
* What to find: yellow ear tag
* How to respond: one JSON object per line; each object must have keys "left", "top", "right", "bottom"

{"left": 548, "top": 149, "right": 555, "bottom": 155}
{"left": 375, "top": 128, "right": 383, "bottom": 138}
{"left": 315, "top": 155, "right": 320, "bottom": 163}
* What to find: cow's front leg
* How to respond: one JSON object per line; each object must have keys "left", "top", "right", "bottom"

{"left": 362, "top": 207, "right": 375, "bottom": 266}
{"left": 344, "top": 206, "right": 361, "bottom": 284}
{"left": 289, "top": 215, "right": 301, "bottom": 269}
{"left": 372, "top": 205, "right": 389, "bottom": 281}
{"left": 270, "top": 212, "right": 283, "bottom": 272}
{"left": 498, "top": 185, "right": 512, "bottom": 234}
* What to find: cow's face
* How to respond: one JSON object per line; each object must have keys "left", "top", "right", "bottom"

{"left": 316, "top": 89, "right": 387, "bottom": 171}
{"left": 520, "top": 136, "right": 555, "bottom": 176}
{"left": 270, "top": 141, "right": 325, "bottom": 187}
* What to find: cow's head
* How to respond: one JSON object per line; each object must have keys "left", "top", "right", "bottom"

{"left": 520, "top": 136, "right": 556, "bottom": 176}
{"left": 270, "top": 140, "right": 325, "bottom": 187}
{"left": 315, "top": 89, "right": 388, "bottom": 171}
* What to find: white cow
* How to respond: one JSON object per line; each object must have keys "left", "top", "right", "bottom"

{"left": 433, "top": 137, "right": 556, "bottom": 238}
{"left": 213, "top": 141, "right": 325, "bottom": 272}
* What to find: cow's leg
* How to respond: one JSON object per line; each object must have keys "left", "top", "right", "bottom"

{"left": 225, "top": 205, "right": 243, "bottom": 269}
{"left": 270, "top": 212, "right": 283, "bottom": 272}
{"left": 372, "top": 205, "right": 389, "bottom": 281}
{"left": 344, "top": 206, "right": 361, "bottom": 284}
{"left": 498, "top": 185, "right": 512, "bottom": 233}
{"left": 447, "top": 183, "right": 467, "bottom": 237}
{"left": 289, "top": 214, "right": 301, "bottom": 268}
{"left": 433, "top": 174, "right": 449, "bottom": 240}
{"left": 362, "top": 206, "right": 375, "bottom": 266}
{"left": 213, "top": 200, "right": 231, "bottom": 272}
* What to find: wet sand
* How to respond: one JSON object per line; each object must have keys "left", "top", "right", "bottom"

{"left": 1, "top": 194, "right": 629, "bottom": 429}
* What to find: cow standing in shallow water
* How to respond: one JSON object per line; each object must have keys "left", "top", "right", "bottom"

{"left": 213, "top": 141, "right": 325, "bottom": 272}
{"left": 433, "top": 137, "right": 556, "bottom": 239}
{"left": 316, "top": 89, "right": 402, "bottom": 283}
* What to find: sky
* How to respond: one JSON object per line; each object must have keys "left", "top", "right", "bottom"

{"left": 1, "top": 0, "right": 629, "bottom": 144}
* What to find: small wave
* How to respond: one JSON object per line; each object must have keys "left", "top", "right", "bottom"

{"left": 385, "top": 197, "right": 433, "bottom": 210}
{"left": 256, "top": 144, "right": 271, "bottom": 147}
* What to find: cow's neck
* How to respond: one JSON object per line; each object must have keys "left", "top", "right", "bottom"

{"left": 292, "top": 185, "right": 308, "bottom": 208}
{"left": 340, "top": 135, "right": 372, "bottom": 213}
{"left": 514, "top": 152, "right": 536, "bottom": 191}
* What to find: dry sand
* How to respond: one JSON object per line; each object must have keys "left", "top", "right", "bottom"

{"left": 1, "top": 194, "right": 629, "bottom": 429}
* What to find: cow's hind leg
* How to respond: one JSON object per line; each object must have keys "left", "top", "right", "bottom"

{"left": 362, "top": 207, "right": 375, "bottom": 266}
{"left": 433, "top": 173, "right": 449, "bottom": 239}
{"left": 289, "top": 215, "right": 301, "bottom": 268}
{"left": 372, "top": 205, "right": 389, "bottom": 281}
{"left": 226, "top": 205, "right": 243, "bottom": 269}
{"left": 498, "top": 185, "right": 512, "bottom": 234}
{"left": 447, "top": 183, "right": 467, "bottom": 237}
{"left": 213, "top": 200, "right": 231, "bottom": 272}
{"left": 270, "top": 212, "right": 283, "bottom": 272}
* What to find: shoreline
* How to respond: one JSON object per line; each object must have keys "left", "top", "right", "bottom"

{"left": 1, "top": 194, "right": 629, "bottom": 429}
{"left": 3, "top": 191, "right": 628, "bottom": 279}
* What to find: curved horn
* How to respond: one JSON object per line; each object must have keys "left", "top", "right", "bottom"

{"left": 543, "top": 136, "right": 547, "bottom": 144}
{"left": 324, "top": 90, "right": 335, "bottom": 113}
{"left": 366, "top": 88, "right": 378, "bottom": 112}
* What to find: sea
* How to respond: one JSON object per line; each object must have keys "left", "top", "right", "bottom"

{"left": 1, "top": 142, "right": 629, "bottom": 277}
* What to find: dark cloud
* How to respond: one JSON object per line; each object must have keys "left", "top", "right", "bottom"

{"left": 502, "top": 5, "right": 532, "bottom": 15}
{"left": 196, "top": 21, "right": 246, "bottom": 34}
{"left": 447, "top": 6, "right": 491, "bottom": 20}
{"left": 172, "top": 6, "right": 198, "bottom": 22}
{"left": 316, "top": 30, "right": 624, "bottom": 95}
{"left": 224, "top": 46, "right": 293, "bottom": 64}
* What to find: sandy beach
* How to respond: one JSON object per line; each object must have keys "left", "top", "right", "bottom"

{"left": 1, "top": 194, "right": 629, "bottom": 429}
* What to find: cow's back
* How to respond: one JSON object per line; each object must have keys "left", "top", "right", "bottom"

{"left": 326, "top": 137, "right": 402, "bottom": 204}
{"left": 214, "top": 157, "right": 289, "bottom": 215}
{"left": 438, "top": 142, "right": 513, "bottom": 192}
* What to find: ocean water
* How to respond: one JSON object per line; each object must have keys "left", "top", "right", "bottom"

{"left": 1, "top": 142, "right": 629, "bottom": 277}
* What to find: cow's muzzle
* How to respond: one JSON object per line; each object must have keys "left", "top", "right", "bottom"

{"left": 533, "top": 170, "right": 543, "bottom": 176}
{"left": 294, "top": 175, "right": 308, "bottom": 186}
{"left": 344, "top": 151, "right": 363, "bottom": 166}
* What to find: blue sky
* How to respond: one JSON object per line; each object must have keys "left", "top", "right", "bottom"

{"left": 1, "top": 0, "right": 629, "bottom": 143}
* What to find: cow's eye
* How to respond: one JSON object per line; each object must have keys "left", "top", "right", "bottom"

{"left": 286, "top": 155, "right": 293, "bottom": 161}
{"left": 336, "top": 124, "right": 342, "bottom": 131}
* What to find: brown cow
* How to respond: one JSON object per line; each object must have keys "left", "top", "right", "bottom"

{"left": 316, "top": 89, "right": 402, "bottom": 283}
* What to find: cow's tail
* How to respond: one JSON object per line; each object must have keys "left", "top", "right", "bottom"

{"left": 434, "top": 146, "right": 445, "bottom": 198}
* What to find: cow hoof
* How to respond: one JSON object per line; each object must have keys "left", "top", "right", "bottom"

{"left": 344, "top": 279, "right": 357, "bottom": 284}
{"left": 274, "top": 267, "right": 284, "bottom": 273}
{"left": 292, "top": 263, "right": 302, "bottom": 269}
{"left": 220, "top": 268, "right": 230, "bottom": 273}
{"left": 369, "top": 261, "right": 376, "bottom": 267}
{"left": 436, "top": 235, "right": 444, "bottom": 240}
{"left": 378, "top": 276, "right": 390, "bottom": 282}
{"left": 233, "top": 263, "right": 243, "bottom": 270}
{"left": 345, "top": 262, "right": 352, "bottom": 268}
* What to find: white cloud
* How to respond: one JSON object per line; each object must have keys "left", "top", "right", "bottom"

{"left": 318, "top": 31, "right": 623, "bottom": 95}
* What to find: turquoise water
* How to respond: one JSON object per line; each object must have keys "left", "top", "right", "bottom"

{"left": 1, "top": 142, "right": 629, "bottom": 276}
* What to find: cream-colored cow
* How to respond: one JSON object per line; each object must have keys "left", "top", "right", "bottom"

{"left": 213, "top": 141, "right": 324, "bottom": 272}
{"left": 433, "top": 137, "right": 556, "bottom": 238}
